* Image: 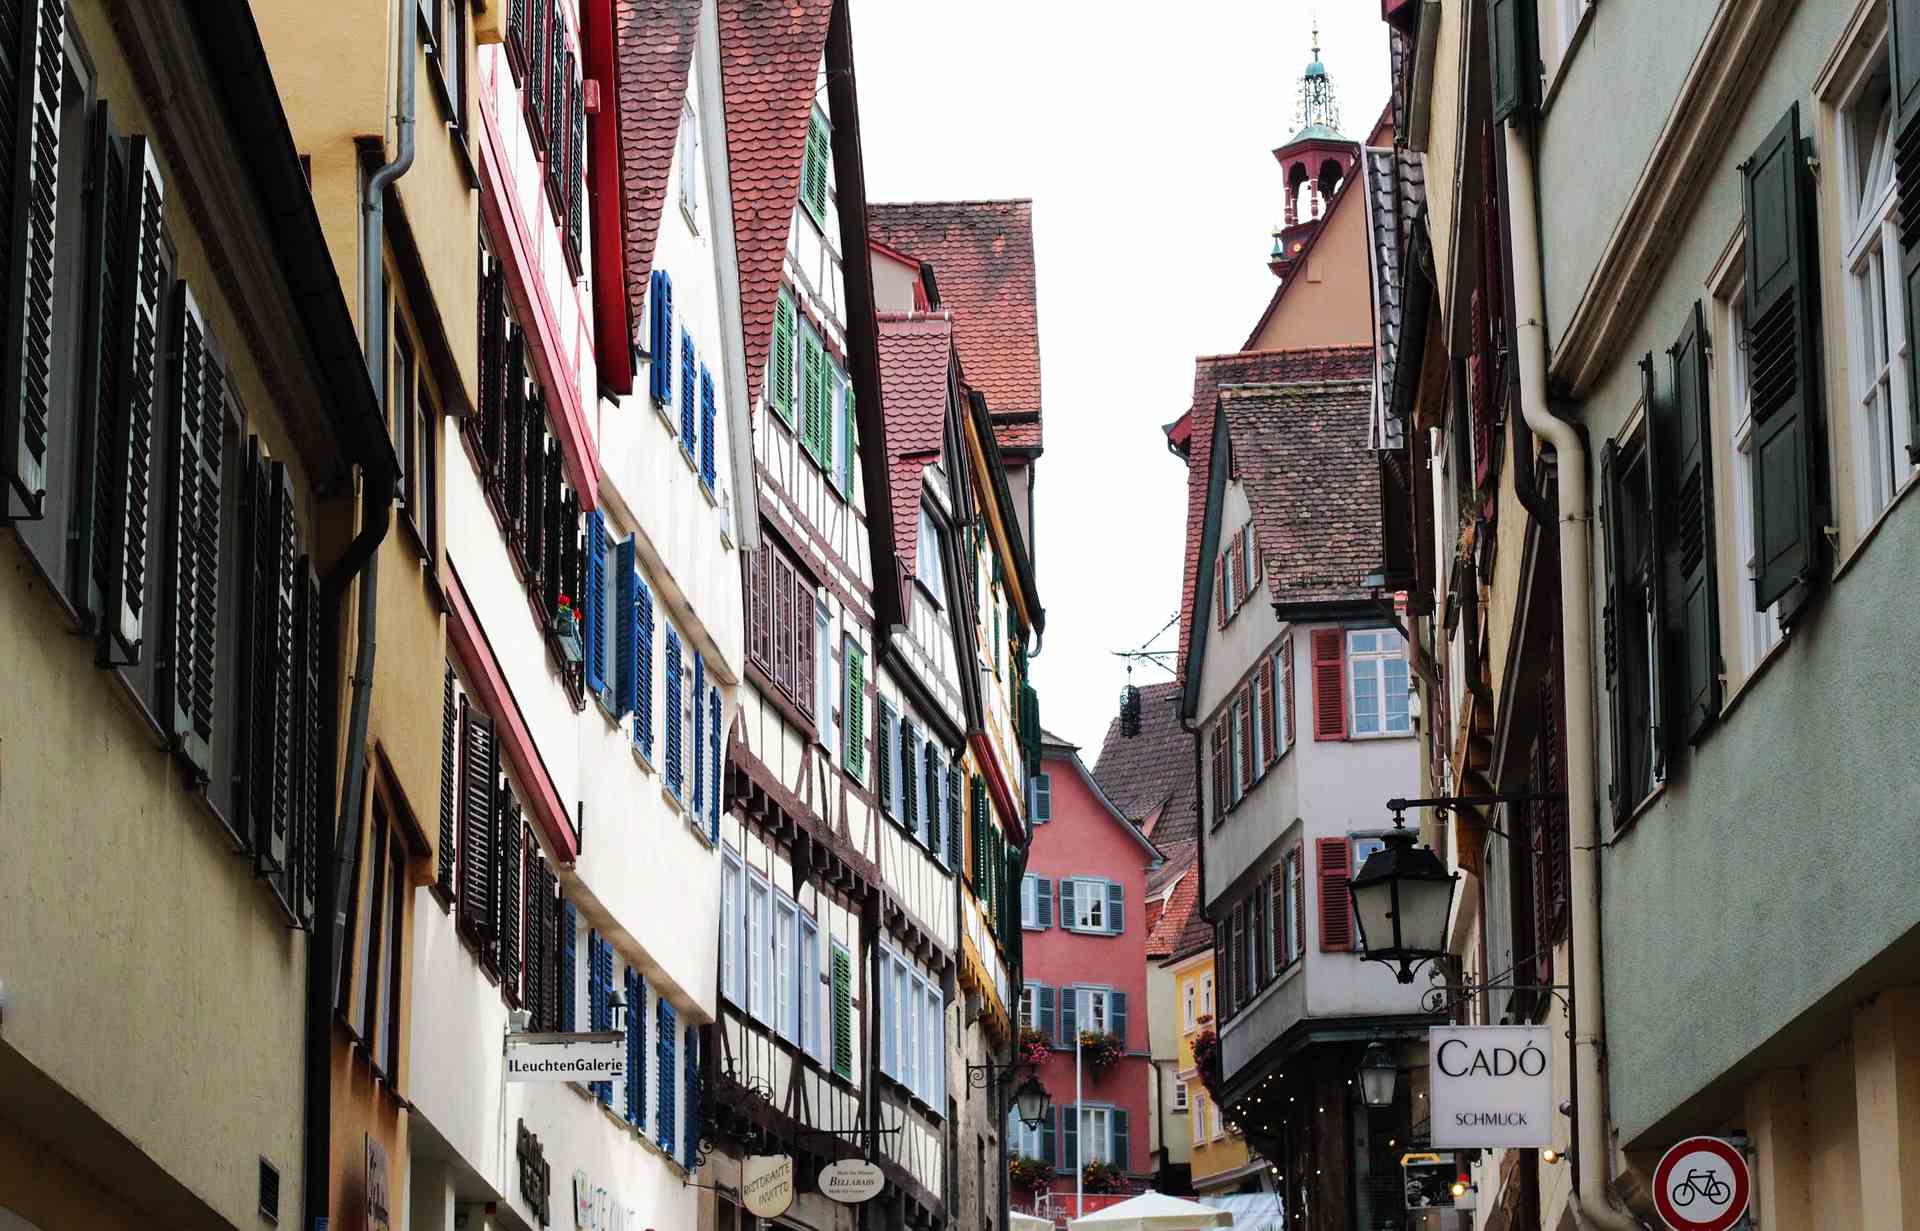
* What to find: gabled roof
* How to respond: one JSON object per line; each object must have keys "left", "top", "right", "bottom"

{"left": 1173, "top": 348, "right": 1373, "bottom": 676}
{"left": 614, "top": 0, "right": 701, "bottom": 345}
{"left": 717, "top": 0, "right": 834, "bottom": 408}
{"left": 1144, "top": 854, "right": 1198, "bottom": 960}
{"left": 1041, "top": 734, "right": 1164, "bottom": 865}
{"left": 868, "top": 200, "right": 1044, "bottom": 454}
{"left": 1092, "top": 680, "right": 1196, "bottom": 856}
{"left": 876, "top": 312, "right": 954, "bottom": 580}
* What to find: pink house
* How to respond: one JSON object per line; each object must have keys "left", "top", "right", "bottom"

{"left": 1012, "top": 731, "right": 1164, "bottom": 1214}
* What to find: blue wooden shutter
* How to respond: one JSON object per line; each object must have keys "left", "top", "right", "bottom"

{"left": 614, "top": 536, "right": 637, "bottom": 719}
{"left": 664, "top": 628, "right": 684, "bottom": 796}
{"left": 559, "top": 900, "right": 577, "bottom": 1031}
{"left": 1061, "top": 1103, "right": 1078, "bottom": 1174}
{"left": 650, "top": 270, "right": 674, "bottom": 406}
{"left": 1112, "top": 1108, "right": 1129, "bottom": 1171}
{"left": 1036, "top": 877, "right": 1053, "bottom": 929}
{"left": 584, "top": 509, "right": 608, "bottom": 698}
{"left": 1111, "top": 992, "right": 1128, "bottom": 1049}
{"left": 1059, "top": 879, "right": 1078, "bottom": 934}
{"left": 657, "top": 997, "right": 678, "bottom": 1155}
{"left": 679, "top": 331, "right": 697, "bottom": 449}
{"left": 633, "top": 579, "right": 655, "bottom": 757}
{"left": 1106, "top": 881, "right": 1124, "bottom": 934}
{"left": 682, "top": 1023, "right": 700, "bottom": 1169}
{"left": 624, "top": 967, "right": 646, "bottom": 1128}
{"left": 708, "top": 688, "right": 722, "bottom": 840}
{"left": 1059, "top": 983, "right": 1077, "bottom": 1046}
{"left": 692, "top": 650, "right": 705, "bottom": 816}
{"left": 699, "top": 364, "right": 717, "bottom": 487}
{"left": 1041, "top": 1107, "right": 1058, "bottom": 1169}
{"left": 1037, "top": 984, "right": 1055, "bottom": 1040}
{"left": 589, "top": 933, "right": 611, "bottom": 1103}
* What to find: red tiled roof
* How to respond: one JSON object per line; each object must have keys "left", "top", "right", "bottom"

{"left": 1175, "top": 348, "right": 1373, "bottom": 677}
{"left": 614, "top": 0, "right": 701, "bottom": 336}
{"left": 1221, "top": 380, "right": 1380, "bottom": 606}
{"left": 1145, "top": 855, "right": 1199, "bottom": 960}
{"left": 877, "top": 312, "right": 953, "bottom": 578}
{"left": 868, "top": 200, "right": 1043, "bottom": 452}
{"left": 1093, "top": 680, "right": 1195, "bottom": 854}
{"left": 718, "top": 0, "right": 833, "bottom": 409}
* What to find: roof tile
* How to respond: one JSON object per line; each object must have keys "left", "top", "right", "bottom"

{"left": 877, "top": 312, "right": 954, "bottom": 577}
{"left": 615, "top": 1, "right": 702, "bottom": 333}
{"left": 1092, "top": 681, "right": 1196, "bottom": 857}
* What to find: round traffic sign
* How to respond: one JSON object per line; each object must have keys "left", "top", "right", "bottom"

{"left": 1651, "top": 1136, "right": 1749, "bottom": 1231}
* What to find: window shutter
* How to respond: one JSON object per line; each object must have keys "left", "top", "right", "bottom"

{"left": 900, "top": 720, "right": 920, "bottom": 835}
{"left": 1110, "top": 992, "right": 1128, "bottom": 1048}
{"left": 843, "top": 640, "right": 866, "bottom": 777}
{"left": 947, "top": 764, "right": 963, "bottom": 866}
{"left": 830, "top": 943, "right": 853, "bottom": 1079}
{"left": 876, "top": 696, "right": 895, "bottom": 814}
{"left": 458, "top": 700, "right": 498, "bottom": 940}
{"left": 1310, "top": 627, "right": 1346, "bottom": 741}
{"left": 748, "top": 541, "right": 771, "bottom": 673}
{"left": 1280, "top": 640, "right": 1295, "bottom": 748}
{"left": 656, "top": 997, "right": 677, "bottom": 1152}
{"left": 682, "top": 1023, "right": 700, "bottom": 1168}
{"left": 567, "top": 65, "right": 586, "bottom": 262}
{"left": 1059, "top": 982, "right": 1078, "bottom": 1046}
{"left": 793, "top": 575, "right": 816, "bottom": 721}
{"left": 1897, "top": 0, "right": 1920, "bottom": 462}
{"left": 254, "top": 460, "right": 298, "bottom": 878}
{"left": 1598, "top": 441, "right": 1631, "bottom": 821}
{"left": 1112, "top": 1108, "right": 1129, "bottom": 1170}
{"left": 803, "top": 113, "right": 829, "bottom": 224}
{"left": 699, "top": 363, "right": 717, "bottom": 487}
{"left": 162, "top": 285, "right": 223, "bottom": 778}
{"left": 1637, "top": 356, "right": 1672, "bottom": 784}
{"left": 1235, "top": 686, "right": 1254, "bottom": 788}
{"left": 0, "top": 0, "right": 65, "bottom": 515}
{"left": 523, "top": 857, "right": 550, "bottom": 1028}
{"left": 624, "top": 967, "right": 645, "bottom": 1128}
{"left": 104, "top": 135, "right": 166, "bottom": 658}
{"left": 506, "top": 0, "right": 529, "bottom": 75}
{"left": 1039, "top": 1105, "right": 1057, "bottom": 1169}
{"left": 839, "top": 381, "right": 855, "bottom": 494}
{"left": 1036, "top": 876, "right": 1053, "bottom": 928}
{"left": 925, "top": 745, "right": 943, "bottom": 854}
{"left": 634, "top": 577, "right": 655, "bottom": 758}
{"left": 1259, "top": 656, "right": 1278, "bottom": 765}
{"left": 1270, "top": 872, "right": 1285, "bottom": 967}
{"left": 72, "top": 107, "right": 127, "bottom": 632}
{"left": 708, "top": 687, "right": 722, "bottom": 840}
{"left": 1036, "top": 983, "right": 1055, "bottom": 1039}
{"left": 1489, "top": 0, "right": 1538, "bottom": 123}
{"left": 651, "top": 269, "right": 674, "bottom": 406}
{"left": 970, "top": 774, "right": 987, "bottom": 886}
{"left": 772, "top": 553, "right": 795, "bottom": 697}
{"left": 1061, "top": 1103, "right": 1078, "bottom": 1173}
{"left": 584, "top": 509, "right": 608, "bottom": 698}
{"left": 1106, "top": 881, "right": 1124, "bottom": 935}
{"left": 692, "top": 649, "right": 706, "bottom": 817}
{"left": 1292, "top": 843, "right": 1306, "bottom": 960}
{"left": 1059, "top": 878, "right": 1078, "bottom": 936}
{"left": 611, "top": 535, "right": 638, "bottom": 719}
{"left": 1214, "top": 553, "right": 1229, "bottom": 628}
{"left": 590, "top": 935, "right": 614, "bottom": 1103}
{"left": 497, "top": 802, "right": 523, "bottom": 995}
{"left": 665, "top": 627, "right": 684, "bottom": 796}
{"left": 680, "top": 330, "right": 697, "bottom": 447}
{"left": 1210, "top": 721, "right": 1228, "bottom": 821}
{"left": 525, "top": 0, "right": 550, "bottom": 147}
{"left": 1741, "top": 103, "right": 1825, "bottom": 617}
{"left": 437, "top": 666, "right": 458, "bottom": 897}
{"left": 771, "top": 291, "right": 796, "bottom": 424}
{"left": 1316, "top": 837, "right": 1354, "bottom": 950}
{"left": 1665, "top": 303, "right": 1723, "bottom": 742}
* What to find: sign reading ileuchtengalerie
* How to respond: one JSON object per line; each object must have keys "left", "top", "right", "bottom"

{"left": 1428, "top": 1025, "right": 1554, "bottom": 1148}
{"left": 506, "top": 1031, "right": 626, "bottom": 1082}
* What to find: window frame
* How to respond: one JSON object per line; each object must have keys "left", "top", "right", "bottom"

{"left": 720, "top": 847, "right": 743, "bottom": 1005}
{"left": 1345, "top": 628, "right": 1412, "bottom": 738}
{"left": 677, "top": 100, "right": 701, "bottom": 226}
{"left": 1715, "top": 276, "right": 1784, "bottom": 677}
{"left": 746, "top": 868, "right": 770, "bottom": 1025}
{"left": 915, "top": 503, "right": 946, "bottom": 600}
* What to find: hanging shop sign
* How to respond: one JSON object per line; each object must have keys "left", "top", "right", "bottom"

{"left": 1428, "top": 1025, "right": 1554, "bottom": 1148}
{"left": 518, "top": 1120, "right": 553, "bottom": 1227}
{"left": 743, "top": 1154, "right": 796, "bottom": 1220}
{"left": 506, "top": 1031, "right": 626, "bottom": 1082}
{"left": 819, "top": 1159, "right": 886, "bottom": 1204}
{"left": 1651, "top": 1136, "right": 1750, "bottom": 1231}
{"left": 365, "top": 1135, "right": 392, "bottom": 1231}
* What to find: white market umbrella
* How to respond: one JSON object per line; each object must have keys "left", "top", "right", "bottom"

{"left": 1068, "top": 1192, "right": 1234, "bottom": 1230}
{"left": 1010, "top": 1215, "right": 1053, "bottom": 1231}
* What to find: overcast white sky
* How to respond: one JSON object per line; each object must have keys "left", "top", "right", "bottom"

{"left": 852, "top": 2, "right": 1390, "bottom": 755}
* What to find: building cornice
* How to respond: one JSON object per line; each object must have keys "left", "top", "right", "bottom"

{"left": 1547, "top": 0, "right": 1795, "bottom": 396}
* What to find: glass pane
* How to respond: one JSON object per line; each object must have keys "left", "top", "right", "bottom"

{"left": 1384, "top": 658, "right": 1411, "bottom": 732}
{"left": 1352, "top": 662, "right": 1380, "bottom": 734}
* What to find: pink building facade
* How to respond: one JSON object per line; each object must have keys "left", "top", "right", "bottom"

{"left": 1012, "top": 733, "right": 1163, "bottom": 1213}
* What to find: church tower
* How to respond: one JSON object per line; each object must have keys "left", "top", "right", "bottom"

{"left": 1268, "top": 26, "right": 1359, "bottom": 280}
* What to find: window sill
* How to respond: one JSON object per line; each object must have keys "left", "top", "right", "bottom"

{"left": 680, "top": 443, "right": 700, "bottom": 477}
{"left": 700, "top": 477, "right": 718, "bottom": 507}
{"left": 653, "top": 397, "right": 679, "bottom": 437}
{"left": 632, "top": 742, "right": 656, "bottom": 776}
{"left": 680, "top": 198, "right": 700, "bottom": 236}
{"left": 1716, "top": 622, "right": 1793, "bottom": 722}
{"left": 1608, "top": 779, "right": 1668, "bottom": 842}
{"left": 1538, "top": 0, "right": 1599, "bottom": 117}
{"left": 1347, "top": 729, "right": 1416, "bottom": 741}
{"left": 662, "top": 781, "right": 687, "bottom": 815}
{"left": 1834, "top": 463, "right": 1920, "bottom": 583}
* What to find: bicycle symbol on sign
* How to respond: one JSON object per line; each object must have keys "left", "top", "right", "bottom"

{"left": 1670, "top": 1168, "right": 1732, "bottom": 1208}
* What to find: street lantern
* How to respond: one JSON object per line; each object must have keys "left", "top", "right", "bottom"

{"left": 1347, "top": 813, "right": 1458, "bottom": 983}
{"left": 1358, "top": 1042, "right": 1397, "bottom": 1109}
{"left": 1012, "top": 1074, "right": 1051, "bottom": 1130}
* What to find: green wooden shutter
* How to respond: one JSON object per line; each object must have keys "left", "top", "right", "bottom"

{"left": 438, "top": 665, "right": 459, "bottom": 897}
{"left": 839, "top": 381, "right": 855, "bottom": 494}
{"left": 0, "top": 0, "right": 67, "bottom": 516}
{"left": 295, "top": 560, "right": 321, "bottom": 927}
{"left": 843, "top": 640, "right": 865, "bottom": 778}
{"left": 1636, "top": 356, "right": 1670, "bottom": 785}
{"left": 1665, "top": 304, "right": 1723, "bottom": 742}
{"left": 162, "top": 285, "right": 223, "bottom": 778}
{"left": 255, "top": 457, "right": 298, "bottom": 877}
{"left": 1895, "top": 0, "right": 1920, "bottom": 463}
{"left": 103, "top": 136, "right": 167, "bottom": 661}
{"left": 970, "top": 774, "right": 988, "bottom": 889}
{"left": 876, "top": 696, "right": 894, "bottom": 814}
{"left": 946, "top": 763, "right": 963, "bottom": 867}
{"left": 1740, "top": 103, "right": 1825, "bottom": 619}
{"left": 830, "top": 942, "right": 853, "bottom": 1079}
{"left": 802, "top": 112, "right": 829, "bottom": 226}
{"left": 72, "top": 104, "right": 130, "bottom": 631}
{"left": 1599, "top": 442, "right": 1631, "bottom": 822}
{"left": 1489, "top": 0, "right": 1538, "bottom": 124}
{"left": 771, "top": 291, "right": 796, "bottom": 425}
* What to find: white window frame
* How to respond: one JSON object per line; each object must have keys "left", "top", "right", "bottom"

{"left": 747, "top": 870, "right": 770, "bottom": 1024}
{"left": 1079, "top": 1105, "right": 1114, "bottom": 1165}
{"left": 1018, "top": 984, "right": 1036, "bottom": 1030}
{"left": 1277, "top": 641, "right": 1295, "bottom": 752}
{"left": 916, "top": 504, "right": 945, "bottom": 598}
{"left": 1281, "top": 849, "right": 1301, "bottom": 965}
{"left": 816, "top": 600, "right": 837, "bottom": 757}
{"left": 721, "top": 848, "right": 743, "bottom": 1003}
{"left": 1183, "top": 979, "right": 1196, "bottom": 1030}
{"left": 1075, "top": 986, "right": 1111, "bottom": 1036}
{"left": 1069, "top": 878, "right": 1106, "bottom": 933}
{"left": 1249, "top": 671, "right": 1265, "bottom": 783}
{"left": 1173, "top": 1081, "right": 1189, "bottom": 1113}
{"left": 1010, "top": 1110, "right": 1045, "bottom": 1160}
{"left": 1191, "top": 1090, "right": 1206, "bottom": 1144}
{"left": 1228, "top": 696, "right": 1246, "bottom": 803}
{"left": 1347, "top": 628, "right": 1412, "bottom": 737}
{"left": 799, "top": 912, "right": 820, "bottom": 1061}
{"left": 774, "top": 893, "right": 798, "bottom": 1043}
{"left": 1722, "top": 284, "right": 1783, "bottom": 671}
{"left": 677, "top": 100, "right": 701, "bottom": 222}
{"left": 1201, "top": 972, "right": 1213, "bottom": 1017}
{"left": 1021, "top": 874, "right": 1040, "bottom": 930}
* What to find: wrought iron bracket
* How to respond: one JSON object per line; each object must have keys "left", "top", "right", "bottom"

{"left": 1387, "top": 792, "right": 1567, "bottom": 843}
{"left": 1422, "top": 966, "right": 1575, "bottom": 1018}
{"left": 965, "top": 1057, "right": 1035, "bottom": 1092}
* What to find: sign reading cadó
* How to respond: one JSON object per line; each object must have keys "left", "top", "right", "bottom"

{"left": 506, "top": 1031, "right": 626, "bottom": 1082}
{"left": 1429, "top": 1025, "right": 1553, "bottom": 1148}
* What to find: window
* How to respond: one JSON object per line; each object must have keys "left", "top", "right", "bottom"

{"left": 916, "top": 505, "right": 945, "bottom": 597}
{"left": 774, "top": 894, "right": 797, "bottom": 1042}
{"left": 878, "top": 946, "right": 946, "bottom": 1108}
{"left": 1173, "top": 1082, "right": 1189, "bottom": 1113}
{"left": 1281, "top": 847, "right": 1302, "bottom": 966}
{"left": 815, "top": 600, "right": 837, "bottom": 753}
{"left": 1008, "top": 1108, "right": 1049, "bottom": 1164}
{"left": 1724, "top": 288, "right": 1783, "bottom": 670}
{"left": 747, "top": 871, "right": 770, "bottom": 1023}
{"left": 1601, "top": 422, "right": 1664, "bottom": 811}
{"left": 677, "top": 101, "right": 700, "bottom": 221}
{"left": 1191, "top": 1091, "right": 1207, "bottom": 1144}
{"left": 1228, "top": 693, "right": 1246, "bottom": 803}
{"left": 1063, "top": 877, "right": 1119, "bottom": 934}
{"left": 748, "top": 537, "right": 818, "bottom": 723}
{"left": 1076, "top": 1106, "right": 1116, "bottom": 1166}
{"left": 1030, "top": 772, "right": 1051, "bottom": 823}
{"left": 1018, "top": 985, "right": 1036, "bottom": 1030}
{"left": 423, "top": 0, "right": 468, "bottom": 136}
{"left": 1347, "top": 629, "right": 1411, "bottom": 736}
{"left": 1077, "top": 987, "right": 1110, "bottom": 1035}
{"left": 1276, "top": 638, "right": 1296, "bottom": 752}
{"left": 1020, "top": 874, "right": 1053, "bottom": 930}
{"left": 1210, "top": 1099, "right": 1223, "bottom": 1140}
{"left": 1201, "top": 972, "right": 1213, "bottom": 1017}
{"left": 799, "top": 913, "right": 821, "bottom": 1061}
{"left": 348, "top": 794, "right": 409, "bottom": 1080}
{"left": 799, "top": 108, "right": 830, "bottom": 228}
{"left": 1183, "top": 979, "right": 1196, "bottom": 1029}
{"left": 721, "top": 849, "right": 743, "bottom": 1004}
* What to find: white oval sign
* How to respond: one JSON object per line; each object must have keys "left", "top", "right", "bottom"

{"left": 742, "top": 1154, "right": 795, "bottom": 1219}
{"left": 819, "top": 1159, "right": 886, "bottom": 1204}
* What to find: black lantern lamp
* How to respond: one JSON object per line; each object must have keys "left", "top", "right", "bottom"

{"left": 1347, "top": 812, "right": 1458, "bottom": 983}
{"left": 1012, "top": 1074, "right": 1051, "bottom": 1130}
{"left": 1358, "top": 1042, "right": 1397, "bottom": 1109}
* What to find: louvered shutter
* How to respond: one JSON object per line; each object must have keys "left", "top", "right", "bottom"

{"left": 589, "top": 933, "right": 612, "bottom": 1103}
{"left": 1209, "top": 721, "right": 1228, "bottom": 821}
{"left": 843, "top": 640, "right": 865, "bottom": 777}
{"left": 1106, "top": 881, "right": 1124, "bottom": 935}
{"left": 801, "top": 330, "right": 824, "bottom": 466}
{"left": 474, "top": 260, "right": 506, "bottom": 472}
{"left": 1316, "top": 837, "right": 1353, "bottom": 950}
{"left": 458, "top": 700, "right": 498, "bottom": 941}
{"left": 682, "top": 1022, "right": 701, "bottom": 1168}
{"left": 506, "top": 0, "right": 529, "bottom": 75}
{"left": 1898, "top": 0, "right": 1920, "bottom": 461}
{"left": 830, "top": 944, "right": 852, "bottom": 1078}
{"left": 900, "top": 721, "right": 919, "bottom": 837}
{"left": 613, "top": 535, "right": 639, "bottom": 718}
{"left": 1637, "top": 356, "right": 1672, "bottom": 783}
{"left": 437, "top": 666, "right": 458, "bottom": 897}
{"left": 1665, "top": 303, "right": 1723, "bottom": 741}
{"left": 1310, "top": 627, "right": 1346, "bottom": 740}
{"left": 0, "top": 0, "right": 66, "bottom": 515}
{"left": 525, "top": 0, "right": 549, "bottom": 150}
{"left": 1281, "top": 639, "right": 1295, "bottom": 748}
{"left": 692, "top": 649, "right": 705, "bottom": 816}
{"left": 1259, "top": 656, "right": 1278, "bottom": 765}
{"left": 1235, "top": 687, "right": 1253, "bottom": 791}
{"left": 1059, "top": 878, "right": 1078, "bottom": 937}
{"left": 230, "top": 445, "right": 269, "bottom": 855}
{"left": 793, "top": 574, "right": 816, "bottom": 720}
{"left": 624, "top": 967, "right": 645, "bottom": 1128}
{"left": 72, "top": 106, "right": 126, "bottom": 631}
{"left": 546, "top": 45, "right": 569, "bottom": 210}
{"left": 1035, "top": 876, "right": 1053, "bottom": 928}
{"left": 1741, "top": 104, "right": 1825, "bottom": 618}
{"left": 294, "top": 561, "right": 322, "bottom": 927}
{"left": 105, "top": 135, "right": 166, "bottom": 658}
{"left": 1214, "top": 554, "right": 1228, "bottom": 628}
{"left": 970, "top": 775, "right": 988, "bottom": 888}
{"left": 251, "top": 459, "right": 298, "bottom": 878}
{"left": 633, "top": 577, "right": 655, "bottom": 757}
{"left": 1059, "top": 983, "right": 1077, "bottom": 1046}
{"left": 1599, "top": 441, "right": 1631, "bottom": 820}
{"left": 566, "top": 59, "right": 586, "bottom": 262}
{"left": 876, "top": 696, "right": 895, "bottom": 815}
{"left": 584, "top": 509, "right": 607, "bottom": 699}
{"left": 1041, "top": 1106, "right": 1058, "bottom": 1169}
{"left": 925, "top": 745, "right": 943, "bottom": 855}
{"left": 1270, "top": 872, "right": 1286, "bottom": 966}
{"left": 839, "top": 381, "right": 854, "bottom": 494}
{"left": 1036, "top": 983, "right": 1055, "bottom": 1038}
{"left": 650, "top": 269, "right": 674, "bottom": 406}
{"left": 162, "top": 285, "right": 223, "bottom": 778}
{"left": 1112, "top": 1108, "right": 1130, "bottom": 1170}
{"left": 772, "top": 553, "right": 795, "bottom": 697}
{"left": 771, "top": 291, "right": 796, "bottom": 424}
{"left": 665, "top": 627, "right": 684, "bottom": 797}
{"left": 748, "top": 541, "right": 771, "bottom": 673}
{"left": 699, "top": 364, "right": 717, "bottom": 487}
{"left": 801, "top": 113, "right": 829, "bottom": 224}
{"left": 1292, "top": 844, "right": 1306, "bottom": 961}
{"left": 498, "top": 801, "right": 523, "bottom": 995}
{"left": 679, "top": 331, "right": 697, "bottom": 447}
{"left": 1489, "top": 0, "right": 1538, "bottom": 123}
{"left": 708, "top": 688, "right": 722, "bottom": 840}
{"left": 558, "top": 899, "right": 577, "bottom": 1031}
{"left": 946, "top": 764, "right": 963, "bottom": 866}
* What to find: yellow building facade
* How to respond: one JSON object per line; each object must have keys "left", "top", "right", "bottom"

{"left": 1174, "top": 951, "right": 1264, "bottom": 1194}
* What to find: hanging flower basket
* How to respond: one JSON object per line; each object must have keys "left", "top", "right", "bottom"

{"left": 1017, "top": 1027, "right": 1054, "bottom": 1069}
{"left": 1190, "top": 1026, "right": 1223, "bottom": 1102}
{"left": 1007, "top": 1155, "right": 1052, "bottom": 1193}
{"left": 1081, "top": 1160, "right": 1128, "bottom": 1194}
{"left": 1078, "top": 1030, "right": 1124, "bottom": 1078}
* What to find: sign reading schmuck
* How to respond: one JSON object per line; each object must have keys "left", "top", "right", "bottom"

{"left": 1429, "top": 1025, "right": 1553, "bottom": 1148}
{"left": 505, "top": 1032, "right": 626, "bottom": 1083}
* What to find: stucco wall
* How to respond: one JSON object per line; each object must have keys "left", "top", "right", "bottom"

{"left": 1246, "top": 175, "right": 1376, "bottom": 353}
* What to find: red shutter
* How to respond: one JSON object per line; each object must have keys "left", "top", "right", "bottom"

{"left": 1317, "top": 837, "right": 1354, "bottom": 951}
{"left": 1281, "top": 637, "right": 1296, "bottom": 748}
{"left": 1231, "top": 529, "right": 1245, "bottom": 607}
{"left": 1270, "top": 873, "right": 1284, "bottom": 966}
{"left": 1310, "top": 628, "right": 1346, "bottom": 741}
{"left": 1259, "top": 656, "right": 1278, "bottom": 765}
{"left": 1210, "top": 721, "right": 1229, "bottom": 822}
{"left": 1292, "top": 842, "right": 1306, "bottom": 959}
{"left": 1236, "top": 686, "right": 1254, "bottom": 779}
{"left": 1215, "top": 552, "right": 1229, "bottom": 628}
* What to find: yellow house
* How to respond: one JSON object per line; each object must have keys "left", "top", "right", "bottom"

{"left": 1175, "top": 951, "right": 1264, "bottom": 1194}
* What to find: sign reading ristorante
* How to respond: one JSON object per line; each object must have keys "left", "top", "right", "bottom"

{"left": 1428, "top": 1024, "right": 1554, "bottom": 1149}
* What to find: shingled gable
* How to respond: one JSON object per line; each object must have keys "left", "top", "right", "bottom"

{"left": 1172, "top": 347, "right": 1372, "bottom": 678}
{"left": 1042, "top": 732, "right": 1165, "bottom": 865}
{"left": 877, "top": 312, "right": 955, "bottom": 581}
{"left": 611, "top": 0, "right": 701, "bottom": 390}
{"left": 1092, "top": 680, "right": 1197, "bottom": 857}
{"left": 868, "top": 200, "right": 1044, "bottom": 454}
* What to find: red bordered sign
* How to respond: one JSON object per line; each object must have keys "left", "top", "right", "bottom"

{"left": 1652, "top": 1136, "right": 1750, "bottom": 1231}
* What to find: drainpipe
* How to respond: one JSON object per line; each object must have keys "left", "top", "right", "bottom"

{"left": 303, "top": 7, "right": 414, "bottom": 1230}
{"left": 1501, "top": 122, "right": 1641, "bottom": 1231}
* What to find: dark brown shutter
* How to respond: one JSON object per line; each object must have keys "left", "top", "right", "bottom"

{"left": 773, "top": 553, "right": 796, "bottom": 698}
{"left": 1741, "top": 104, "right": 1826, "bottom": 619}
{"left": 497, "top": 796, "right": 523, "bottom": 996}
{"left": 1636, "top": 355, "right": 1670, "bottom": 784}
{"left": 1210, "top": 720, "right": 1228, "bottom": 821}
{"left": 1666, "top": 303, "right": 1722, "bottom": 742}
{"left": 162, "top": 284, "right": 224, "bottom": 779}
{"left": 105, "top": 137, "right": 166, "bottom": 661}
{"left": 1899, "top": 0, "right": 1920, "bottom": 460}
{"left": 1310, "top": 627, "right": 1345, "bottom": 741}
{"left": 258, "top": 459, "right": 299, "bottom": 879}
{"left": 0, "top": 0, "right": 68, "bottom": 516}
{"left": 1316, "top": 837, "right": 1353, "bottom": 951}
{"left": 1259, "top": 655, "right": 1278, "bottom": 765}
{"left": 294, "top": 558, "right": 321, "bottom": 928}
{"left": 458, "top": 699, "right": 498, "bottom": 941}
{"left": 1599, "top": 441, "right": 1631, "bottom": 821}
{"left": 523, "top": 850, "right": 549, "bottom": 1029}
{"left": 793, "top": 572, "right": 816, "bottom": 720}
{"left": 437, "top": 664, "right": 459, "bottom": 898}
{"left": 72, "top": 103, "right": 131, "bottom": 632}
{"left": 505, "top": 0, "right": 529, "bottom": 76}
{"left": 525, "top": 0, "right": 549, "bottom": 151}
{"left": 232, "top": 442, "right": 269, "bottom": 854}
{"left": 1291, "top": 844, "right": 1305, "bottom": 961}
{"left": 748, "top": 542, "right": 771, "bottom": 673}
{"left": 1215, "top": 553, "right": 1228, "bottom": 628}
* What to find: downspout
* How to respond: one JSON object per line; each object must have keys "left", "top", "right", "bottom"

{"left": 304, "top": 7, "right": 414, "bottom": 1230}
{"left": 1501, "top": 122, "right": 1640, "bottom": 1231}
